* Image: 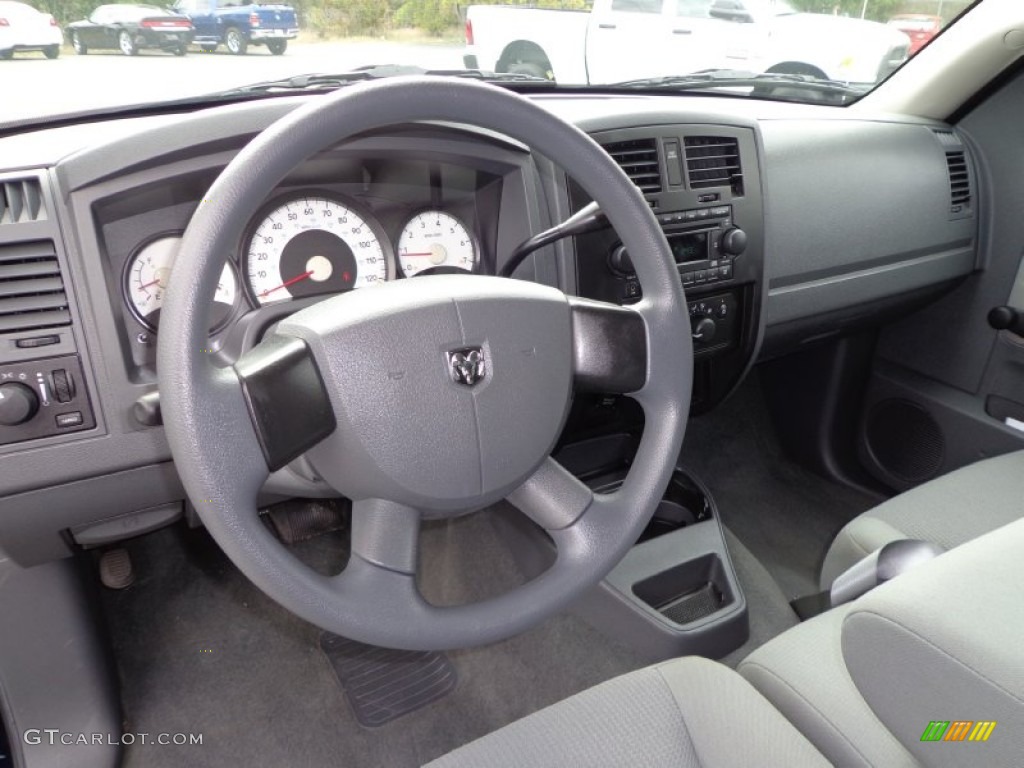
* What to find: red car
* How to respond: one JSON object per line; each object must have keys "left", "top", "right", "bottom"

{"left": 887, "top": 14, "right": 943, "bottom": 56}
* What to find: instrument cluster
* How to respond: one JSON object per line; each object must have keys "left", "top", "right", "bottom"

{"left": 121, "top": 190, "right": 482, "bottom": 335}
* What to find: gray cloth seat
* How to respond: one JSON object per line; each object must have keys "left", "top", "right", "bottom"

{"left": 426, "top": 656, "right": 830, "bottom": 767}
{"left": 819, "top": 449, "right": 1024, "bottom": 590}
{"left": 430, "top": 520, "right": 1024, "bottom": 768}
{"left": 744, "top": 517, "right": 1024, "bottom": 767}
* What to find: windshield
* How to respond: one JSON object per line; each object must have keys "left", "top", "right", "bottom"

{"left": 2, "top": 0, "right": 973, "bottom": 124}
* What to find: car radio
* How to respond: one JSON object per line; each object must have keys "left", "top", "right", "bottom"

{"left": 608, "top": 205, "right": 747, "bottom": 302}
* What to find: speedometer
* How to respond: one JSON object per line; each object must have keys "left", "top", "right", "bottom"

{"left": 245, "top": 195, "right": 390, "bottom": 306}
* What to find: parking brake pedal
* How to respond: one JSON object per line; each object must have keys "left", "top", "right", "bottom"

{"left": 98, "top": 548, "right": 135, "bottom": 590}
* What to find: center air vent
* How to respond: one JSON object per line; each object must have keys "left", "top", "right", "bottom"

{"left": 683, "top": 136, "right": 743, "bottom": 195}
{"left": 0, "top": 178, "right": 47, "bottom": 225}
{"left": 945, "top": 150, "right": 971, "bottom": 214}
{"left": 0, "top": 240, "right": 71, "bottom": 334}
{"left": 603, "top": 138, "right": 663, "bottom": 195}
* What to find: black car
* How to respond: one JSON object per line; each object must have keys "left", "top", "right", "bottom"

{"left": 67, "top": 4, "right": 194, "bottom": 56}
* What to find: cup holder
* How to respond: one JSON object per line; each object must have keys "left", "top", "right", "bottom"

{"left": 631, "top": 553, "right": 734, "bottom": 626}
{"left": 588, "top": 467, "right": 713, "bottom": 543}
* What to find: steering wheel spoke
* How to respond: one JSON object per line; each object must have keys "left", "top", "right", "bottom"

{"left": 233, "top": 335, "right": 337, "bottom": 472}
{"left": 569, "top": 297, "right": 648, "bottom": 394}
{"left": 347, "top": 498, "right": 422, "bottom": 575}
{"left": 508, "top": 457, "right": 594, "bottom": 530}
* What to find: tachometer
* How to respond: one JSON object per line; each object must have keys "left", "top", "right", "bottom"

{"left": 124, "top": 235, "right": 238, "bottom": 333}
{"left": 397, "top": 211, "right": 477, "bottom": 277}
{"left": 245, "top": 196, "right": 389, "bottom": 305}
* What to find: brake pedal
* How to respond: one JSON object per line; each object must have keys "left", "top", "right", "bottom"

{"left": 99, "top": 548, "right": 135, "bottom": 590}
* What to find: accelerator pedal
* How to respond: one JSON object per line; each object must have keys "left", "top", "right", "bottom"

{"left": 264, "top": 498, "right": 350, "bottom": 545}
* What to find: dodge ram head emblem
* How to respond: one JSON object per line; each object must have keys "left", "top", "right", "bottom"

{"left": 448, "top": 347, "right": 486, "bottom": 387}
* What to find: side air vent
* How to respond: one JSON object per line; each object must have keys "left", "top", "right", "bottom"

{"left": 0, "top": 178, "right": 47, "bottom": 225}
{"left": 945, "top": 151, "right": 971, "bottom": 212}
{"left": 683, "top": 136, "right": 743, "bottom": 195}
{"left": 604, "top": 138, "right": 663, "bottom": 195}
{"left": 0, "top": 240, "right": 71, "bottom": 334}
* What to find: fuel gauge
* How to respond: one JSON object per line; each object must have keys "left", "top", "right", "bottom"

{"left": 124, "top": 235, "right": 238, "bottom": 333}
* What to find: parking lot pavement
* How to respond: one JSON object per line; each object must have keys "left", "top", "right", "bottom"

{"left": 3, "top": 40, "right": 465, "bottom": 123}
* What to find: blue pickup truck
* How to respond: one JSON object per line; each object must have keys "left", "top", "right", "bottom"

{"left": 171, "top": 0, "right": 298, "bottom": 54}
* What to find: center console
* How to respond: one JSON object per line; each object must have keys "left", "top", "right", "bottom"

{"left": 527, "top": 125, "right": 764, "bottom": 659}
{"left": 498, "top": 433, "right": 748, "bottom": 662}
{"left": 574, "top": 125, "right": 765, "bottom": 412}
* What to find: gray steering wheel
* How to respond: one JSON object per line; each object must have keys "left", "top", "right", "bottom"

{"left": 158, "top": 77, "right": 692, "bottom": 650}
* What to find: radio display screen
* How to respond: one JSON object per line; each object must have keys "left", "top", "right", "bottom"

{"left": 667, "top": 231, "right": 708, "bottom": 264}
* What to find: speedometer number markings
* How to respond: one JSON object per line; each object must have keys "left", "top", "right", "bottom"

{"left": 246, "top": 197, "right": 388, "bottom": 305}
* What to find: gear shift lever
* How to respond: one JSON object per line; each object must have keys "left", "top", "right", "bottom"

{"left": 988, "top": 306, "right": 1024, "bottom": 337}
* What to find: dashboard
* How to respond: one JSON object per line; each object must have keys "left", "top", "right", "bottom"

{"left": 0, "top": 90, "right": 979, "bottom": 566}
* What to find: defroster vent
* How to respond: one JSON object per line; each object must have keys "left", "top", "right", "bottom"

{"left": 0, "top": 178, "right": 47, "bottom": 225}
{"left": 0, "top": 240, "right": 71, "bottom": 334}
{"left": 683, "top": 136, "right": 743, "bottom": 195}
{"left": 604, "top": 138, "right": 663, "bottom": 194}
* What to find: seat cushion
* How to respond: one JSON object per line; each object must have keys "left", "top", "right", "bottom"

{"left": 842, "top": 518, "right": 1024, "bottom": 767}
{"left": 739, "top": 605, "right": 918, "bottom": 768}
{"left": 425, "top": 656, "right": 829, "bottom": 767}
{"left": 819, "top": 449, "right": 1024, "bottom": 589}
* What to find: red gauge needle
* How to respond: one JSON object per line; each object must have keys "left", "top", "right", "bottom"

{"left": 260, "top": 270, "right": 314, "bottom": 297}
{"left": 138, "top": 278, "right": 162, "bottom": 291}
{"left": 402, "top": 252, "right": 434, "bottom": 257}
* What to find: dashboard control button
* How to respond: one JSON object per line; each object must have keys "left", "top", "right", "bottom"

{"left": 0, "top": 382, "right": 39, "bottom": 426}
{"left": 52, "top": 369, "right": 74, "bottom": 403}
{"left": 695, "top": 270, "right": 707, "bottom": 282}
{"left": 16, "top": 335, "right": 60, "bottom": 349}
{"left": 721, "top": 263, "right": 734, "bottom": 279}
{"left": 695, "top": 208, "right": 710, "bottom": 219}
{"left": 56, "top": 411, "right": 84, "bottom": 428}
{"left": 622, "top": 280, "right": 641, "bottom": 300}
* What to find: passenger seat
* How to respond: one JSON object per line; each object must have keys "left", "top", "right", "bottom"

{"left": 819, "top": 449, "right": 1024, "bottom": 590}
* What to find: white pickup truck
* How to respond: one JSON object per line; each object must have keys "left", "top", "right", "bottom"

{"left": 463, "top": 0, "right": 910, "bottom": 85}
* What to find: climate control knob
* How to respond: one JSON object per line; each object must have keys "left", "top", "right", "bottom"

{"left": 691, "top": 317, "right": 717, "bottom": 343}
{"left": 608, "top": 246, "right": 634, "bottom": 275}
{"left": 720, "top": 227, "right": 748, "bottom": 257}
{"left": 0, "top": 382, "right": 39, "bottom": 426}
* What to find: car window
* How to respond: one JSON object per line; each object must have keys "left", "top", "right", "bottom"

{"left": 611, "top": 0, "right": 662, "bottom": 14}
{"left": 1, "top": 0, "right": 981, "bottom": 123}
{"left": 676, "top": 0, "right": 711, "bottom": 19}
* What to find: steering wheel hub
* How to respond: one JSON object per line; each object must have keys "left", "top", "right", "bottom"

{"left": 278, "top": 275, "right": 573, "bottom": 512}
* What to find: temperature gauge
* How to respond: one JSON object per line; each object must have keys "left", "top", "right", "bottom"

{"left": 124, "top": 236, "right": 238, "bottom": 333}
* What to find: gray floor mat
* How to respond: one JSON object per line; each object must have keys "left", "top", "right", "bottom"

{"left": 105, "top": 514, "right": 647, "bottom": 768}
{"left": 682, "top": 374, "right": 884, "bottom": 598}
{"left": 320, "top": 634, "right": 458, "bottom": 727}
